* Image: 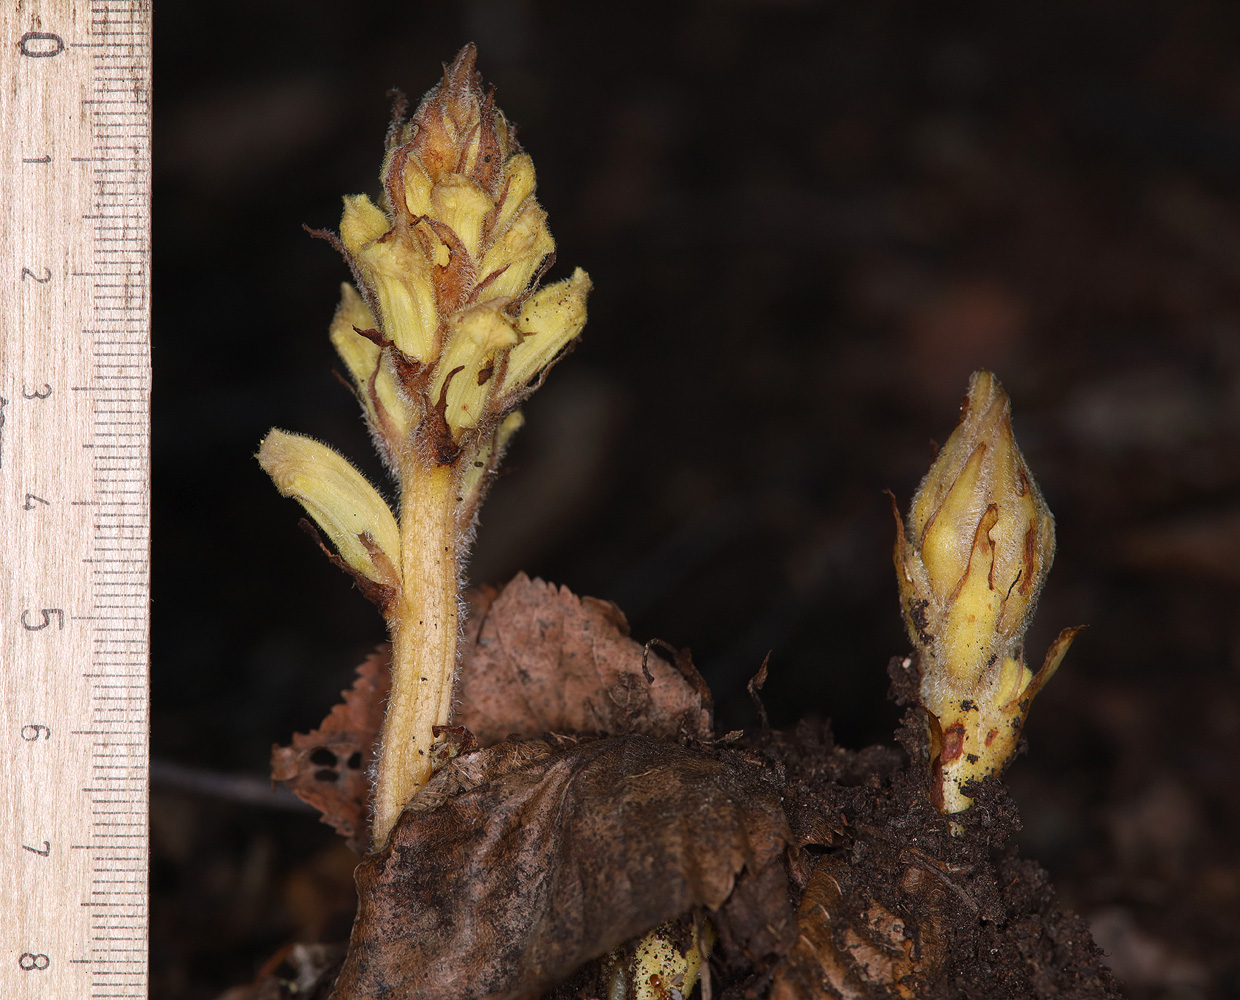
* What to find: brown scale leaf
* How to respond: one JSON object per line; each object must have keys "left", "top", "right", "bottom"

{"left": 330, "top": 733, "right": 794, "bottom": 1000}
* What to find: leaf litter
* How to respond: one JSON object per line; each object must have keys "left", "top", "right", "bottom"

{"left": 255, "top": 575, "right": 1122, "bottom": 1000}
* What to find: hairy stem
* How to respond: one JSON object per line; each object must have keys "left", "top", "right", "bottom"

{"left": 371, "top": 462, "right": 461, "bottom": 846}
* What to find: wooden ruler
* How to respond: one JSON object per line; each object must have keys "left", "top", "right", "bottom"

{"left": 0, "top": 2, "right": 151, "bottom": 999}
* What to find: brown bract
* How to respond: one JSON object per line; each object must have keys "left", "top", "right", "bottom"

{"left": 330, "top": 734, "right": 794, "bottom": 1000}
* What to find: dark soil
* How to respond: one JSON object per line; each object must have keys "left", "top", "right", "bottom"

{"left": 223, "top": 716, "right": 1121, "bottom": 999}
{"left": 754, "top": 718, "right": 1118, "bottom": 1000}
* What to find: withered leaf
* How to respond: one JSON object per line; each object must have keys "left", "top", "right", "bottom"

{"left": 330, "top": 734, "right": 792, "bottom": 1000}
{"left": 455, "top": 573, "right": 713, "bottom": 744}
{"left": 271, "top": 649, "right": 389, "bottom": 851}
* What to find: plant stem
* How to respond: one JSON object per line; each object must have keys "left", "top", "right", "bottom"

{"left": 371, "top": 462, "right": 461, "bottom": 846}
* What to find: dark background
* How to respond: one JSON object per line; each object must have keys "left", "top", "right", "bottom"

{"left": 153, "top": 2, "right": 1240, "bottom": 997}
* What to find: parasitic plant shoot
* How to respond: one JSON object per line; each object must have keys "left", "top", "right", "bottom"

{"left": 258, "top": 45, "right": 590, "bottom": 846}
{"left": 893, "top": 371, "right": 1082, "bottom": 814}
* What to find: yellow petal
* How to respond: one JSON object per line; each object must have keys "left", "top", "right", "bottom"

{"left": 328, "top": 284, "right": 413, "bottom": 442}
{"left": 492, "top": 153, "right": 537, "bottom": 237}
{"left": 435, "top": 304, "right": 522, "bottom": 433}
{"left": 339, "top": 193, "right": 389, "bottom": 251}
{"left": 477, "top": 201, "right": 554, "bottom": 300}
{"left": 257, "top": 430, "right": 400, "bottom": 586}
{"left": 329, "top": 283, "right": 381, "bottom": 395}
{"left": 341, "top": 195, "right": 439, "bottom": 361}
{"left": 502, "top": 268, "right": 591, "bottom": 396}
{"left": 355, "top": 235, "right": 439, "bottom": 361}
{"left": 430, "top": 173, "right": 494, "bottom": 260}
{"left": 402, "top": 157, "right": 434, "bottom": 218}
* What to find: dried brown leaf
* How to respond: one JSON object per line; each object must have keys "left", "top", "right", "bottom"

{"left": 271, "top": 650, "right": 389, "bottom": 851}
{"left": 455, "top": 573, "right": 713, "bottom": 744}
{"left": 330, "top": 734, "right": 793, "bottom": 1000}
{"left": 272, "top": 574, "right": 712, "bottom": 851}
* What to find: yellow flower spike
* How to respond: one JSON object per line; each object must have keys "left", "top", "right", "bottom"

{"left": 257, "top": 430, "right": 400, "bottom": 588}
{"left": 266, "top": 45, "right": 589, "bottom": 847}
{"left": 894, "top": 371, "right": 1080, "bottom": 815}
{"left": 503, "top": 269, "right": 592, "bottom": 396}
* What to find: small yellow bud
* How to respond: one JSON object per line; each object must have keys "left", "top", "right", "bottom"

{"left": 328, "top": 282, "right": 380, "bottom": 389}
{"left": 401, "top": 157, "right": 434, "bottom": 218}
{"left": 477, "top": 202, "right": 554, "bottom": 300}
{"left": 457, "top": 410, "right": 524, "bottom": 533}
{"left": 429, "top": 174, "right": 493, "bottom": 260}
{"left": 257, "top": 430, "right": 401, "bottom": 589}
{"left": 494, "top": 154, "right": 537, "bottom": 234}
{"left": 894, "top": 371, "right": 1080, "bottom": 814}
{"left": 339, "top": 192, "right": 387, "bottom": 245}
{"left": 435, "top": 304, "right": 522, "bottom": 434}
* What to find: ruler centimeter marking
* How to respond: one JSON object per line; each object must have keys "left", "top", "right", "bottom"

{"left": 1, "top": 3, "right": 150, "bottom": 999}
